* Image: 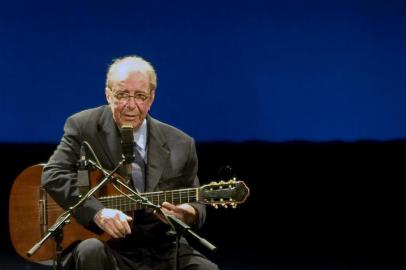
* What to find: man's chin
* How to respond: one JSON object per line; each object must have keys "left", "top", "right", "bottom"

{"left": 121, "top": 119, "right": 141, "bottom": 129}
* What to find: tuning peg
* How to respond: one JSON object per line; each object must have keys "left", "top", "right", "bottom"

{"left": 222, "top": 203, "right": 228, "bottom": 209}
{"left": 231, "top": 203, "right": 237, "bottom": 209}
{"left": 212, "top": 204, "right": 218, "bottom": 209}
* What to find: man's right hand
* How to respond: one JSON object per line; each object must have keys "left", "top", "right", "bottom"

{"left": 94, "top": 208, "right": 132, "bottom": 238}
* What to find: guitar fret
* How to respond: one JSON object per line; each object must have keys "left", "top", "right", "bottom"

{"left": 171, "top": 190, "right": 174, "bottom": 204}
{"left": 123, "top": 196, "right": 127, "bottom": 211}
{"left": 152, "top": 193, "right": 156, "bottom": 205}
{"left": 130, "top": 196, "right": 135, "bottom": 211}
{"left": 148, "top": 193, "right": 153, "bottom": 205}
{"left": 179, "top": 190, "right": 183, "bottom": 204}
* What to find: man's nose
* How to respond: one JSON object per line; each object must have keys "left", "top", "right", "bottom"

{"left": 126, "top": 97, "right": 137, "bottom": 109}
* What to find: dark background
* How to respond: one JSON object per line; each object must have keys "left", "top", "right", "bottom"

{"left": 1, "top": 141, "right": 406, "bottom": 269}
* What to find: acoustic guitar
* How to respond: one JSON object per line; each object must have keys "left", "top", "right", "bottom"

{"left": 9, "top": 164, "right": 250, "bottom": 264}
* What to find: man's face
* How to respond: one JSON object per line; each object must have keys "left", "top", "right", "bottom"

{"left": 106, "top": 71, "right": 155, "bottom": 129}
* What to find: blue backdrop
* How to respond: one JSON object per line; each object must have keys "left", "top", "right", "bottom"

{"left": 1, "top": 0, "right": 406, "bottom": 142}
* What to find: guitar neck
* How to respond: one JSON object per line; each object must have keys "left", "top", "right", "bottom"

{"left": 98, "top": 188, "right": 199, "bottom": 211}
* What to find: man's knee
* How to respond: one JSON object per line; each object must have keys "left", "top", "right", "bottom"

{"left": 183, "top": 256, "right": 219, "bottom": 270}
{"left": 74, "top": 238, "right": 105, "bottom": 258}
{"left": 197, "top": 258, "right": 219, "bottom": 270}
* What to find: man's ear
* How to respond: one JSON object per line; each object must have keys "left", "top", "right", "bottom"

{"left": 105, "top": 88, "right": 112, "bottom": 104}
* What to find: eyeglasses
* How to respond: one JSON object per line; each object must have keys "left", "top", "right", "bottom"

{"left": 109, "top": 89, "right": 151, "bottom": 103}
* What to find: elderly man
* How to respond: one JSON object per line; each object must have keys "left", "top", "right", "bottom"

{"left": 42, "top": 55, "right": 218, "bottom": 270}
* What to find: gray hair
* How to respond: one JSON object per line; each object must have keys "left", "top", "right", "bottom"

{"left": 106, "top": 55, "right": 157, "bottom": 92}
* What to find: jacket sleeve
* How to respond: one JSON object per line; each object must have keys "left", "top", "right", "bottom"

{"left": 41, "top": 115, "right": 104, "bottom": 230}
{"left": 184, "top": 138, "right": 207, "bottom": 230}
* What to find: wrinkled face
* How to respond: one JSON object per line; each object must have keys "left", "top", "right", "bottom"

{"left": 106, "top": 71, "right": 155, "bottom": 129}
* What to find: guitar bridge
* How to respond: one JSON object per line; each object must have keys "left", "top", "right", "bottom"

{"left": 39, "top": 187, "right": 48, "bottom": 237}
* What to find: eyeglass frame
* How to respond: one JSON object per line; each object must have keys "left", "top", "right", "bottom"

{"left": 107, "top": 87, "right": 152, "bottom": 104}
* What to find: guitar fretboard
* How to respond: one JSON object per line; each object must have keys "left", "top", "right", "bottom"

{"left": 98, "top": 188, "right": 199, "bottom": 211}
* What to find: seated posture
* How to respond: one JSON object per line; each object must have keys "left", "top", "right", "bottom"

{"left": 42, "top": 55, "right": 218, "bottom": 270}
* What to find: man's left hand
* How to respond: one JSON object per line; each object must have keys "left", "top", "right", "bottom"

{"left": 156, "top": 202, "right": 197, "bottom": 226}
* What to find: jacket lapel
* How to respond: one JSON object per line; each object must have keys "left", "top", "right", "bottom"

{"left": 95, "top": 106, "right": 123, "bottom": 172}
{"left": 146, "top": 116, "right": 170, "bottom": 192}
{"left": 94, "top": 109, "right": 169, "bottom": 189}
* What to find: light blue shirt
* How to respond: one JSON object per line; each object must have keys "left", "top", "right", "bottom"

{"left": 133, "top": 119, "right": 147, "bottom": 162}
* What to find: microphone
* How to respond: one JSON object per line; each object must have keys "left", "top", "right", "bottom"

{"left": 78, "top": 143, "right": 88, "bottom": 168}
{"left": 121, "top": 124, "right": 135, "bottom": 182}
{"left": 77, "top": 143, "right": 90, "bottom": 195}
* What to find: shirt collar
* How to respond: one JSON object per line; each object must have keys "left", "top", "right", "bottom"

{"left": 133, "top": 118, "right": 147, "bottom": 154}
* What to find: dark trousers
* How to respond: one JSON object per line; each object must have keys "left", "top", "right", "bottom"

{"left": 68, "top": 238, "right": 218, "bottom": 270}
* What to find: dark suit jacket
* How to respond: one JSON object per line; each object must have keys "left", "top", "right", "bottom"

{"left": 42, "top": 105, "right": 206, "bottom": 245}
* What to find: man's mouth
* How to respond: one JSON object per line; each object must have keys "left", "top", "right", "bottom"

{"left": 124, "top": 114, "right": 137, "bottom": 119}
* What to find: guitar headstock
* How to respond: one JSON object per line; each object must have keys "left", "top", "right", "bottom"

{"left": 199, "top": 178, "right": 250, "bottom": 209}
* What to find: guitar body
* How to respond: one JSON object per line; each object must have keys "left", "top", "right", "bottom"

{"left": 9, "top": 164, "right": 111, "bottom": 263}
{"left": 9, "top": 164, "right": 249, "bottom": 264}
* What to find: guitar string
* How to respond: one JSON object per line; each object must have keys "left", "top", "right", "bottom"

{"left": 44, "top": 190, "right": 200, "bottom": 212}
{"left": 45, "top": 198, "right": 238, "bottom": 214}
{"left": 44, "top": 191, "right": 199, "bottom": 206}
{"left": 45, "top": 184, "right": 240, "bottom": 212}
{"left": 44, "top": 195, "right": 200, "bottom": 212}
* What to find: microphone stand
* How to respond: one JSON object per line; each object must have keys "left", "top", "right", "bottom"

{"left": 27, "top": 160, "right": 126, "bottom": 269}
{"left": 87, "top": 159, "right": 217, "bottom": 270}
